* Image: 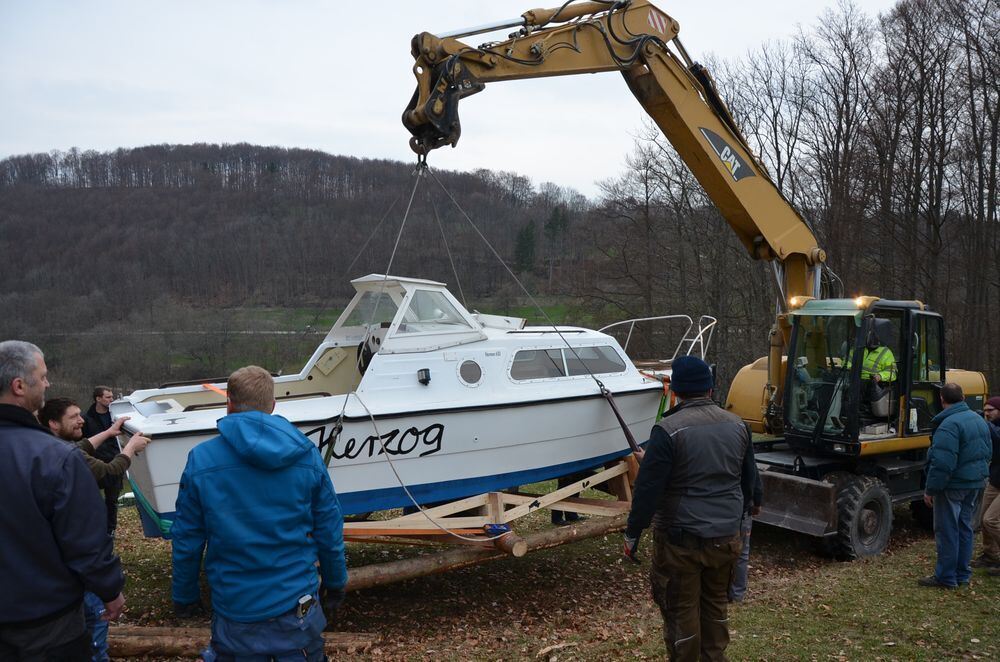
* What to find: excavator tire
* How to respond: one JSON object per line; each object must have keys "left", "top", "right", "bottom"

{"left": 835, "top": 475, "right": 893, "bottom": 560}
{"left": 909, "top": 499, "right": 934, "bottom": 532}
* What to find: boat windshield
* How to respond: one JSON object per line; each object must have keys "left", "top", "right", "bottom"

{"left": 342, "top": 291, "right": 399, "bottom": 327}
{"left": 397, "top": 290, "right": 472, "bottom": 334}
{"left": 786, "top": 314, "right": 856, "bottom": 438}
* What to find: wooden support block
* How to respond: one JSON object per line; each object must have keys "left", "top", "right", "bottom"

{"left": 108, "top": 626, "right": 376, "bottom": 657}
{"left": 486, "top": 491, "right": 504, "bottom": 523}
{"left": 625, "top": 454, "right": 640, "bottom": 484}
{"left": 607, "top": 464, "right": 633, "bottom": 502}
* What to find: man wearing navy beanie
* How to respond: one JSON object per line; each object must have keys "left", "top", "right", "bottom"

{"left": 623, "top": 355, "right": 760, "bottom": 661}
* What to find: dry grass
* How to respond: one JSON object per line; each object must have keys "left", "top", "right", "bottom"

{"left": 114, "top": 498, "right": 999, "bottom": 660}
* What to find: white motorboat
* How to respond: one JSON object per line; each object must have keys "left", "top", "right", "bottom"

{"left": 115, "top": 274, "right": 713, "bottom": 537}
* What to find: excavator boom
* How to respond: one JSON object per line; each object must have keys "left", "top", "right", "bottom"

{"left": 404, "top": 0, "right": 825, "bottom": 429}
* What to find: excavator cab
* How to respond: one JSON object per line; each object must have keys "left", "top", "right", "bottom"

{"left": 783, "top": 298, "right": 945, "bottom": 456}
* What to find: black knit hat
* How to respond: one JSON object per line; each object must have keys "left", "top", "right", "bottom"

{"left": 671, "top": 356, "right": 714, "bottom": 394}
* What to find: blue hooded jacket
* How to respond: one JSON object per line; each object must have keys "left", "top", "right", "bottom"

{"left": 926, "top": 401, "right": 992, "bottom": 493}
{"left": 171, "top": 411, "right": 347, "bottom": 622}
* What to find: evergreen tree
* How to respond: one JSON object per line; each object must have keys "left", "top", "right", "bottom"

{"left": 514, "top": 220, "right": 536, "bottom": 273}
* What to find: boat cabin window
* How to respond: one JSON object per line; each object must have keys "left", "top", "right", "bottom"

{"left": 565, "top": 346, "right": 627, "bottom": 376}
{"left": 342, "top": 291, "right": 398, "bottom": 327}
{"left": 396, "top": 290, "right": 472, "bottom": 334}
{"left": 510, "top": 345, "right": 626, "bottom": 381}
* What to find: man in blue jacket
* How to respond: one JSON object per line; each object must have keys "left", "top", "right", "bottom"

{"left": 919, "top": 383, "right": 992, "bottom": 589}
{"left": 171, "top": 365, "right": 348, "bottom": 661}
{"left": 0, "top": 340, "right": 125, "bottom": 659}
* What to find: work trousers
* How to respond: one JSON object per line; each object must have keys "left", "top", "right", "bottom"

{"left": 83, "top": 591, "right": 109, "bottom": 662}
{"left": 650, "top": 529, "right": 742, "bottom": 662}
{"left": 203, "top": 595, "right": 327, "bottom": 662}
{"left": 101, "top": 476, "right": 123, "bottom": 534}
{"left": 933, "top": 488, "right": 980, "bottom": 586}
{"left": 980, "top": 483, "right": 1000, "bottom": 561}
{"left": 0, "top": 603, "right": 89, "bottom": 662}
{"left": 728, "top": 514, "right": 753, "bottom": 603}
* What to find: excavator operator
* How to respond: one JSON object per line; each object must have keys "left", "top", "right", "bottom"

{"left": 850, "top": 319, "right": 897, "bottom": 418}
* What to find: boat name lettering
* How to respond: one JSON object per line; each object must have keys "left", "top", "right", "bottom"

{"left": 308, "top": 423, "right": 443, "bottom": 460}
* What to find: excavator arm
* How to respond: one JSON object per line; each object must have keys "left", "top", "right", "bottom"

{"left": 403, "top": 0, "right": 827, "bottom": 430}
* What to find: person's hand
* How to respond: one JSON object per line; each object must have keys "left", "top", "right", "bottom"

{"left": 622, "top": 533, "right": 641, "bottom": 563}
{"left": 122, "top": 433, "right": 150, "bottom": 458}
{"left": 173, "top": 600, "right": 203, "bottom": 619}
{"left": 751, "top": 505, "right": 762, "bottom": 517}
{"left": 320, "top": 584, "right": 345, "bottom": 616}
{"left": 924, "top": 493, "right": 933, "bottom": 507}
{"left": 632, "top": 448, "right": 646, "bottom": 463}
{"left": 103, "top": 593, "right": 125, "bottom": 621}
{"left": 110, "top": 416, "right": 130, "bottom": 434}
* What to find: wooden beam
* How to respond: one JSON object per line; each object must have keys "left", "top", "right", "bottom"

{"left": 391, "top": 492, "right": 490, "bottom": 520}
{"left": 346, "top": 515, "right": 490, "bottom": 530}
{"left": 499, "top": 463, "right": 628, "bottom": 522}
{"left": 346, "top": 513, "right": 628, "bottom": 591}
{"left": 108, "top": 626, "right": 375, "bottom": 657}
{"left": 343, "top": 527, "right": 484, "bottom": 537}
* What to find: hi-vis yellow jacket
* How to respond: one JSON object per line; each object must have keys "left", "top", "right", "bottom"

{"left": 847, "top": 346, "right": 897, "bottom": 382}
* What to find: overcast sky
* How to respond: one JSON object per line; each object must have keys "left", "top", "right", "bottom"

{"left": 1, "top": 0, "right": 900, "bottom": 197}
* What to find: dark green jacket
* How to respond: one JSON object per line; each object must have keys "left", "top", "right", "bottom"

{"left": 70, "top": 438, "right": 131, "bottom": 482}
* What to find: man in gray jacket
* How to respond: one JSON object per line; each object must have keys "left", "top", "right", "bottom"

{"left": 623, "top": 356, "right": 758, "bottom": 661}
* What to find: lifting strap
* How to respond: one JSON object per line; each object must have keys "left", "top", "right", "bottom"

{"left": 597, "top": 379, "right": 641, "bottom": 453}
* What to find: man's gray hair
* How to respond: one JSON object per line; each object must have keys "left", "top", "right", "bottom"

{"left": 0, "top": 340, "right": 44, "bottom": 395}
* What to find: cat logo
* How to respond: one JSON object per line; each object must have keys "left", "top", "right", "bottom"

{"left": 699, "top": 128, "right": 755, "bottom": 182}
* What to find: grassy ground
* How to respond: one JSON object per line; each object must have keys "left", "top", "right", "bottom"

{"left": 114, "top": 496, "right": 998, "bottom": 660}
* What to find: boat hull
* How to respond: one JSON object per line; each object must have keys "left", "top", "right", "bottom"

{"left": 128, "top": 387, "right": 659, "bottom": 537}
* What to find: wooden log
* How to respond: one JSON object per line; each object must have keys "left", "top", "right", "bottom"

{"left": 107, "top": 626, "right": 375, "bottom": 657}
{"left": 493, "top": 531, "right": 528, "bottom": 557}
{"left": 347, "top": 513, "right": 628, "bottom": 591}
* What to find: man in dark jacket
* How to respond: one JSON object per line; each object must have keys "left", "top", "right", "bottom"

{"left": 974, "top": 396, "right": 1000, "bottom": 572}
{"left": 0, "top": 340, "right": 125, "bottom": 660}
{"left": 82, "top": 386, "right": 123, "bottom": 535}
{"left": 40, "top": 396, "right": 150, "bottom": 661}
{"left": 172, "top": 365, "right": 347, "bottom": 661}
{"left": 919, "top": 383, "right": 993, "bottom": 589}
{"left": 623, "top": 356, "right": 759, "bottom": 661}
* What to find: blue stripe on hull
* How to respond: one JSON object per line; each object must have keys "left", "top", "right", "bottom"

{"left": 139, "top": 446, "right": 634, "bottom": 538}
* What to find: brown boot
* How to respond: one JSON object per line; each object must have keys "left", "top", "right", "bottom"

{"left": 971, "top": 555, "right": 1000, "bottom": 568}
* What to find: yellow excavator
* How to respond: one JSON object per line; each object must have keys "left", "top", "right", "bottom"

{"left": 402, "top": 0, "right": 990, "bottom": 559}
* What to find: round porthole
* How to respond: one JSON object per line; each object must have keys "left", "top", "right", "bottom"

{"left": 459, "top": 360, "right": 482, "bottom": 386}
